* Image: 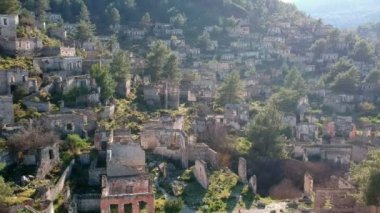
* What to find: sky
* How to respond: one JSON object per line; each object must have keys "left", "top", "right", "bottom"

{"left": 281, "top": 0, "right": 380, "bottom": 28}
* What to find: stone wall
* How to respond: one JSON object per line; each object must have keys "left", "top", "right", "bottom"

{"left": 0, "top": 95, "right": 14, "bottom": 125}
{"left": 88, "top": 158, "right": 106, "bottom": 186}
{"left": 152, "top": 147, "right": 182, "bottom": 160}
{"left": 238, "top": 157, "right": 248, "bottom": 183}
{"left": 304, "top": 172, "right": 313, "bottom": 196}
{"left": 193, "top": 160, "right": 209, "bottom": 189}
{"left": 73, "top": 194, "right": 101, "bottom": 212}
{"left": 43, "top": 160, "right": 75, "bottom": 201}
{"left": 22, "top": 100, "right": 51, "bottom": 112}
{"left": 187, "top": 143, "right": 219, "bottom": 168}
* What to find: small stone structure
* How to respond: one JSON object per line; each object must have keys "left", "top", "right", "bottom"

{"left": 238, "top": 157, "right": 248, "bottom": 183}
{"left": 194, "top": 160, "right": 209, "bottom": 189}
{"left": 249, "top": 175, "right": 257, "bottom": 194}
{"left": 304, "top": 172, "right": 313, "bottom": 196}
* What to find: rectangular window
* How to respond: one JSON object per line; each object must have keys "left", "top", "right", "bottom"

{"left": 3, "top": 19, "right": 8, "bottom": 26}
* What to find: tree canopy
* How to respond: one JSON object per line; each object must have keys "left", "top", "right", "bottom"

{"left": 330, "top": 67, "right": 360, "bottom": 94}
{"left": 284, "top": 67, "right": 306, "bottom": 93}
{"left": 365, "top": 69, "right": 380, "bottom": 84}
{"left": 247, "top": 104, "right": 287, "bottom": 159}
{"left": 75, "top": 20, "right": 95, "bottom": 42}
{"left": 216, "top": 71, "right": 244, "bottom": 106}
{"left": 0, "top": 0, "right": 21, "bottom": 14}
{"left": 352, "top": 39, "right": 375, "bottom": 63}
{"left": 162, "top": 54, "right": 181, "bottom": 81}
{"left": 146, "top": 40, "right": 171, "bottom": 82}
{"left": 90, "top": 64, "right": 116, "bottom": 101}
{"left": 351, "top": 149, "right": 380, "bottom": 205}
{"left": 269, "top": 88, "right": 302, "bottom": 113}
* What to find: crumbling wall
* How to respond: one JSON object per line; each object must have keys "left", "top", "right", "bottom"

{"left": 46, "top": 159, "right": 75, "bottom": 201}
{"left": 304, "top": 172, "right": 313, "bottom": 196}
{"left": 73, "top": 194, "right": 101, "bottom": 212}
{"left": 249, "top": 175, "right": 257, "bottom": 194}
{"left": 187, "top": 143, "right": 219, "bottom": 168}
{"left": 152, "top": 147, "right": 181, "bottom": 160}
{"left": 88, "top": 158, "right": 106, "bottom": 186}
{"left": 193, "top": 160, "right": 209, "bottom": 189}
{"left": 238, "top": 157, "right": 248, "bottom": 183}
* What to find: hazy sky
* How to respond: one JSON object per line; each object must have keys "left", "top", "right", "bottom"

{"left": 281, "top": 0, "right": 380, "bottom": 28}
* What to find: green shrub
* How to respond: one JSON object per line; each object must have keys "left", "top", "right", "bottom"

{"left": 164, "top": 198, "right": 184, "bottom": 213}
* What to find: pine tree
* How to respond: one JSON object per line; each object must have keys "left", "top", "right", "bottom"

{"left": 146, "top": 41, "right": 170, "bottom": 82}
{"left": 162, "top": 54, "right": 181, "bottom": 81}
{"left": 216, "top": 71, "right": 244, "bottom": 106}
{"left": 90, "top": 64, "right": 116, "bottom": 102}
{"left": 36, "top": 0, "right": 50, "bottom": 18}
{"left": 247, "top": 105, "right": 287, "bottom": 159}
{"left": 0, "top": 0, "right": 21, "bottom": 14}
{"left": 75, "top": 20, "right": 95, "bottom": 42}
{"left": 78, "top": 2, "right": 90, "bottom": 22}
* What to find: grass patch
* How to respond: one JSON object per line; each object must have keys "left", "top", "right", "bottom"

{"left": 199, "top": 169, "right": 239, "bottom": 212}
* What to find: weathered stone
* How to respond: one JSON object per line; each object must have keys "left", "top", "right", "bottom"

{"left": 304, "top": 172, "right": 313, "bottom": 196}
{"left": 249, "top": 175, "right": 257, "bottom": 194}
{"left": 238, "top": 157, "right": 248, "bottom": 184}
{"left": 193, "top": 160, "right": 208, "bottom": 189}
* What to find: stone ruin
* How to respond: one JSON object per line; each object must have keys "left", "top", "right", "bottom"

{"left": 249, "top": 175, "right": 257, "bottom": 194}
{"left": 238, "top": 157, "right": 248, "bottom": 184}
{"left": 304, "top": 172, "right": 313, "bottom": 196}
{"left": 193, "top": 160, "right": 209, "bottom": 189}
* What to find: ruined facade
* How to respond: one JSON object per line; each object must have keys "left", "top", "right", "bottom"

{"left": 224, "top": 104, "right": 250, "bottom": 130}
{"left": 22, "top": 142, "right": 60, "bottom": 180}
{"left": 143, "top": 83, "right": 180, "bottom": 109}
{"left": 40, "top": 112, "right": 88, "bottom": 137}
{"left": 0, "top": 95, "right": 14, "bottom": 125}
{"left": 100, "top": 143, "right": 154, "bottom": 213}
{"left": 238, "top": 157, "right": 248, "bottom": 183}
{"left": 193, "top": 160, "right": 209, "bottom": 189}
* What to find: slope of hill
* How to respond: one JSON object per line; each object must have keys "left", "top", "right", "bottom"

{"left": 293, "top": 0, "right": 380, "bottom": 28}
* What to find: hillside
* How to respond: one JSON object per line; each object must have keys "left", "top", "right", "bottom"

{"left": 293, "top": 0, "right": 380, "bottom": 28}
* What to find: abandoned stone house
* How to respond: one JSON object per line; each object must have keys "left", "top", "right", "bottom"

{"left": 224, "top": 104, "right": 250, "bottom": 130}
{"left": 34, "top": 56, "right": 83, "bottom": 77}
{"left": 306, "top": 174, "right": 359, "bottom": 212}
{"left": 294, "top": 143, "right": 370, "bottom": 166}
{"left": 0, "top": 14, "right": 18, "bottom": 39}
{"left": 100, "top": 142, "right": 154, "bottom": 213}
{"left": 40, "top": 112, "right": 88, "bottom": 137}
{"left": 0, "top": 68, "right": 37, "bottom": 95}
{"left": 48, "top": 26, "right": 67, "bottom": 40}
{"left": 323, "top": 93, "right": 355, "bottom": 114}
{"left": 22, "top": 142, "right": 60, "bottom": 180}
{"left": 47, "top": 13, "right": 63, "bottom": 24}
{"left": 0, "top": 37, "right": 43, "bottom": 56}
{"left": 143, "top": 83, "right": 180, "bottom": 109}
{"left": 0, "top": 95, "right": 14, "bottom": 125}
{"left": 22, "top": 94, "right": 51, "bottom": 112}
{"left": 295, "top": 123, "right": 319, "bottom": 142}
{"left": 333, "top": 116, "right": 356, "bottom": 138}
{"left": 41, "top": 46, "right": 76, "bottom": 57}
{"left": 61, "top": 75, "right": 101, "bottom": 106}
